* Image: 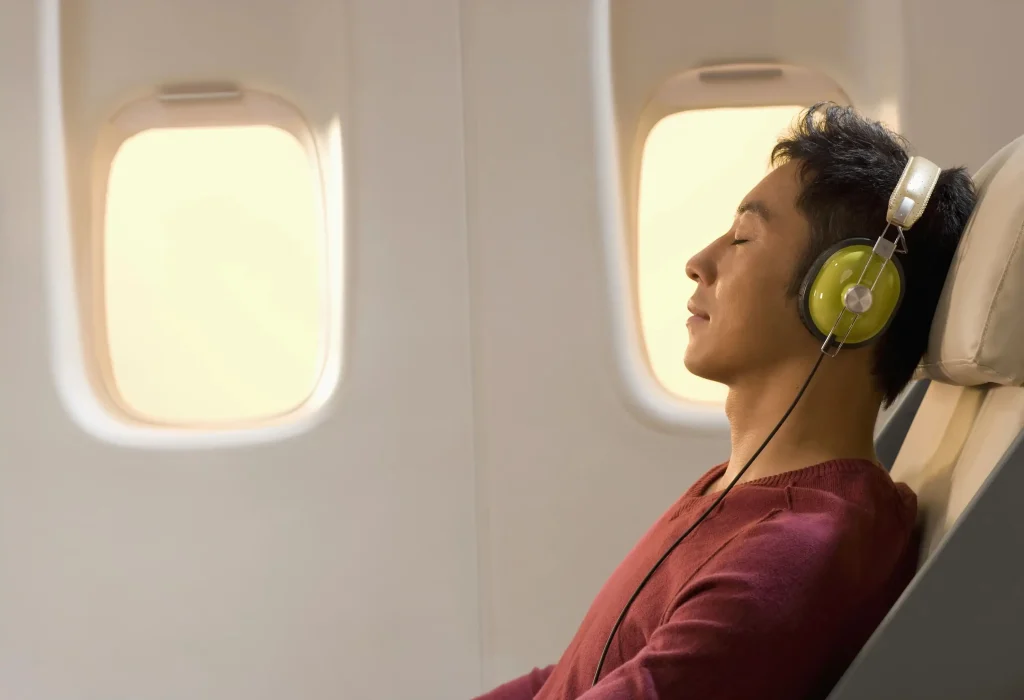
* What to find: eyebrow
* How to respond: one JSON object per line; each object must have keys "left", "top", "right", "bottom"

{"left": 736, "top": 200, "right": 772, "bottom": 222}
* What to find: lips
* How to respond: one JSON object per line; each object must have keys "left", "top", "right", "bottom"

{"left": 687, "top": 300, "right": 710, "bottom": 320}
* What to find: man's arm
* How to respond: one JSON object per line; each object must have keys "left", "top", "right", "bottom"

{"left": 472, "top": 665, "right": 556, "bottom": 700}
{"left": 570, "top": 510, "right": 881, "bottom": 700}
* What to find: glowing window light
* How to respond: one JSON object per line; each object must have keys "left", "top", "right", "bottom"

{"left": 102, "top": 124, "right": 326, "bottom": 426}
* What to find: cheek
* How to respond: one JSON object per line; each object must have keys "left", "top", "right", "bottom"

{"left": 715, "top": 264, "right": 803, "bottom": 338}
{"left": 715, "top": 269, "right": 772, "bottom": 322}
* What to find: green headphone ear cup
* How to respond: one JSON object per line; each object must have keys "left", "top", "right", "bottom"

{"left": 798, "top": 237, "right": 905, "bottom": 347}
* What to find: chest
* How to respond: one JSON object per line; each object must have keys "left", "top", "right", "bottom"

{"left": 554, "top": 497, "right": 783, "bottom": 689}
{"left": 589, "top": 509, "right": 735, "bottom": 649}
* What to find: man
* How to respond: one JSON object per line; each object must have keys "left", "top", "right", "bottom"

{"left": 474, "top": 103, "right": 977, "bottom": 700}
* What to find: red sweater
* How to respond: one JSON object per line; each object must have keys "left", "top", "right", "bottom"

{"left": 474, "top": 459, "right": 919, "bottom": 700}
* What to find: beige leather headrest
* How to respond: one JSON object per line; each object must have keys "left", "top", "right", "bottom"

{"left": 917, "top": 135, "right": 1024, "bottom": 386}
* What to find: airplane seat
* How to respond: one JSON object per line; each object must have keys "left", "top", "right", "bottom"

{"left": 827, "top": 133, "right": 1024, "bottom": 699}
{"left": 888, "top": 131, "right": 1024, "bottom": 563}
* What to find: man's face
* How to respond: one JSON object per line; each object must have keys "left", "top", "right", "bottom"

{"left": 683, "top": 161, "right": 819, "bottom": 386}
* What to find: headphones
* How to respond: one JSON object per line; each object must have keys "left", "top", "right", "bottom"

{"left": 591, "top": 155, "right": 943, "bottom": 686}
{"left": 797, "top": 156, "right": 942, "bottom": 352}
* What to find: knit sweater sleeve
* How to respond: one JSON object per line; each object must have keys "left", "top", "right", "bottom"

{"left": 472, "top": 666, "right": 556, "bottom": 700}
{"left": 572, "top": 508, "right": 888, "bottom": 700}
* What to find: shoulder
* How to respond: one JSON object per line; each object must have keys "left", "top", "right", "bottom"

{"left": 704, "top": 508, "right": 865, "bottom": 584}
{"left": 700, "top": 474, "right": 917, "bottom": 597}
{"left": 781, "top": 462, "right": 918, "bottom": 554}
{"left": 749, "top": 459, "right": 917, "bottom": 552}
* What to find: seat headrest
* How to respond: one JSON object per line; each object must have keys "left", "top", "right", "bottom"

{"left": 917, "top": 135, "right": 1024, "bottom": 386}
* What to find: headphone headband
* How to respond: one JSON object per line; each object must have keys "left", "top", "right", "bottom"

{"left": 887, "top": 156, "right": 941, "bottom": 230}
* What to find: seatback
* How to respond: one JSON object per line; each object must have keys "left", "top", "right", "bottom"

{"left": 828, "top": 134, "right": 1024, "bottom": 699}
{"left": 892, "top": 132, "right": 1024, "bottom": 560}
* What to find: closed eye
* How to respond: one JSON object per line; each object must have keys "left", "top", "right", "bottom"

{"left": 731, "top": 238, "right": 749, "bottom": 245}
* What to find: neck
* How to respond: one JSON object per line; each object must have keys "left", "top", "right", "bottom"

{"left": 720, "top": 352, "right": 882, "bottom": 489}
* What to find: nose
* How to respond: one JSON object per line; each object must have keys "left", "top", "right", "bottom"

{"left": 686, "top": 244, "right": 715, "bottom": 285}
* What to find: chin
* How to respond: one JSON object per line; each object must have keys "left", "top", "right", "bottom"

{"left": 684, "top": 347, "right": 730, "bottom": 385}
{"left": 682, "top": 351, "right": 712, "bottom": 381}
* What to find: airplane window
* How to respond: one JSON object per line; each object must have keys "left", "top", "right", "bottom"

{"left": 103, "top": 124, "right": 327, "bottom": 426}
{"left": 637, "top": 105, "right": 804, "bottom": 405}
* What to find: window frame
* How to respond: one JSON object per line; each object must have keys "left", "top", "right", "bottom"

{"left": 77, "top": 85, "right": 343, "bottom": 440}
{"left": 592, "top": 52, "right": 851, "bottom": 430}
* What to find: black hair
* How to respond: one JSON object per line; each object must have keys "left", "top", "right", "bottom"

{"left": 771, "top": 102, "right": 977, "bottom": 407}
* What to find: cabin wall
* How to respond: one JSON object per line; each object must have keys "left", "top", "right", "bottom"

{"left": 0, "top": 0, "right": 1019, "bottom": 697}
{"left": 901, "top": 0, "right": 1024, "bottom": 171}
{"left": 2, "top": 0, "right": 481, "bottom": 697}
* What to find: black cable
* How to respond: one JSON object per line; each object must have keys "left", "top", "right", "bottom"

{"left": 591, "top": 351, "right": 827, "bottom": 686}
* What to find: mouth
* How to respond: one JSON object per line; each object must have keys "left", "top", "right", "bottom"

{"left": 686, "top": 300, "right": 710, "bottom": 324}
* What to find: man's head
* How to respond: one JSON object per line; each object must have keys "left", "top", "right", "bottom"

{"left": 683, "top": 103, "right": 977, "bottom": 406}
